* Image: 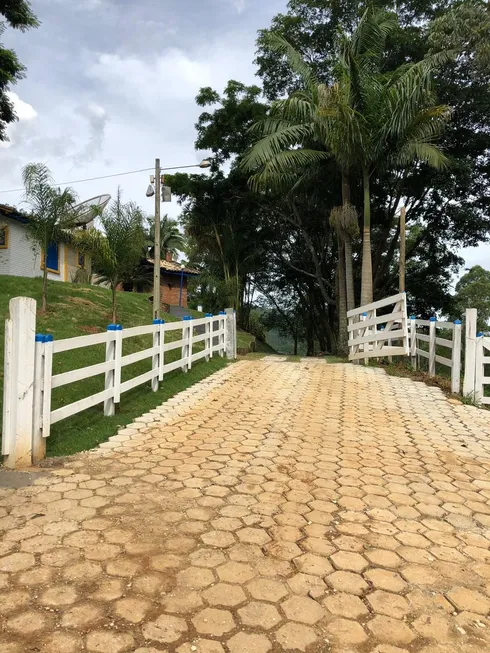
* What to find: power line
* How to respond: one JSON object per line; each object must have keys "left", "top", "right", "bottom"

{"left": 0, "top": 163, "right": 203, "bottom": 194}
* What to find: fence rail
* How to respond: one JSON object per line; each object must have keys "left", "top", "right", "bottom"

{"left": 2, "top": 297, "right": 236, "bottom": 468}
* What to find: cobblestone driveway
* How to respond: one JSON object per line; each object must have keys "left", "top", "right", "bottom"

{"left": 2, "top": 359, "right": 490, "bottom": 653}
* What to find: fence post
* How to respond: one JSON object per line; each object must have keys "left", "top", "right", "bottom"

{"left": 463, "top": 308, "right": 478, "bottom": 397}
{"left": 225, "top": 308, "right": 236, "bottom": 359}
{"left": 152, "top": 319, "right": 162, "bottom": 392}
{"left": 159, "top": 320, "right": 165, "bottom": 381}
{"left": 104, "top": 325, "right": 117, "bottom": 416}
{"left": 219, "top": 311, "right": 226, "bottom": 357}
{"left": 410, "top": 316, "right": 417, "bottom": 370}
{"left": 32, "top": 334, "right": 46, "bottom": 463}
{"left": 187, "top": 316, "right": 193, "bottom": 371}
{"left": 451, "top": 320, "right": 462, "bottom": 395}
{"left": 181, "top": 316, "right": 191, "bottom": 372}
{"left": 475, "top": 332, "right": 484, "bottom": 403}
{"left": 205, "top": 314, "right": 213, "bottom": 361}
{"left": 2, "top": 297, "right": 36, "bottom": 468}
{"left": 429, "top": 317, "right": 436, "bottom": 377}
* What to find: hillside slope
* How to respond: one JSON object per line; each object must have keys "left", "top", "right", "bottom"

{"left": 0, "top": 276, "right": 228, "bottom": 457}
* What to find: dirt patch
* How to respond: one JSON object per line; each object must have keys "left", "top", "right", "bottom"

{"left": 67, "top": 297, "right": 100, "bottom": 308}
{"left": 79, "top": 325, "right": 102, "bottom": 334}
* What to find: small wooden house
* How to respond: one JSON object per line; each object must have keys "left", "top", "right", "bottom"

{"left": 0, "top": 204, "right": 91, "bottom": 282}
{"left": 147, "top": 252, "right": 200, "bottom": 309}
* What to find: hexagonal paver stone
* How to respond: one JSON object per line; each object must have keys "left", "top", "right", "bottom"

{"left": 114, "top": 597, "right": 151, "bottom": 623}
{"left": 162, "top": 590, "right": 203, "bottom": 614}
{"left": 203, "top": 583, "right": 246, "bottom": 607}
{"left": 446, "top": 587, "right": 490, "bottom": 615}
{"left": 142, "top": 614, "right": 188, "bottom": 643}
{"left": 61, "top": 602, "right": 104, "bottom": 628}
{"left": 364, "top": 569, "right": 407, "bottom": 593}
{"left": 227, "top": 632, "right": 272, "bottom": 653}
{"left": 323, "top": 593, "right": 369, "bottom": 619}
{"left": 201, "top": 531, "right": 235, "bottom": 548}
{"left": 6, "top": 610, "right": 50, "bottom": 635}
{"left": 288, "top": 573, "right": 326, "bottom": 596}
{"left": 247, "top": 578, "right": 289, "bottom": 602}
{"left": 367, "top": 616, "right": 415, "bottom": 645}
{"left": 367, "top": 591, "right": 411, "bottom": 619}
{"left": 177, "top": 567, "right": 215, "bottom": 589}
{"left": 237, "top": 527, "right": 271, "bottom": 546}
{"left": 365, "top": 549, "right": 403, "bottom": 568}
{"left": 217, "top": 561, "right": 255, "bottom": 583}
{"left": 331, "top": 551, "right": 369, "bottom": 573}
{"left": 326, "top": 618, "right": 369, "bottom": 645}
{"left": 211, "top": 517, "right": 243, "bottom": 531}
{"left": 238, "top": 601, "right": 282, "bottom": 629}
{"left": 177, "top": 641, "right": 225, "bottom": 653}
{"left": 39, "top": 631, "right": 83, "bottom": 653}
{"left": 190, "top": 548, "right": 227, "bottom": 568}
{"left": 0, "top": 553, "right": 35, "bottom": 573}
{"left": 327, "top": 571, "right": 369, "bottom": 596}
{"left": 276, "top": 623, "right": 318, "bottom": 651}
{"left": 40, "top": 585, "right": 78, "bottom": 607}
{"left": 192, "top": 608, "right": 236, "bottom": 636}
{"left": 86, "top": 630, "right": 135, "bottom": 653}
{"left": 281, "top": 596, "right": 325, "bottom": 625}
{"left": 412, "top": 613, "right": 452, "bottom": 639}
{"left": 265, "top": 541, "right": 303, "bottom": 561}
{"left": 294, "top": 553, "right": 333, "bottom": 576}
{"left": 106, "top": 558, "right": 140, "bottom": 577}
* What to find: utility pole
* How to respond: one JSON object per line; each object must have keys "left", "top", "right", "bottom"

{"left": 399, "top": 205, "right": 406, "bottom": 293}
{"left": 153, "top": 158, "right": 161, "bottom": 319}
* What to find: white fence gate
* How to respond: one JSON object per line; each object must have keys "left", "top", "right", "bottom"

{"left": 2, "top": 297, "right": 237, "bottom": 468}
{"left": 348, "top": 293, "right": 409, "bottom": 362}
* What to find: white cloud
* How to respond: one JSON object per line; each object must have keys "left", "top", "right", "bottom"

{"left": 73, "top": 103, "right": 108, "bottom": 165}
{"left": 7, "top": 92, "right": 38, "bottom": 122}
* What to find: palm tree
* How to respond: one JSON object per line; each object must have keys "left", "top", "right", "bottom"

{"left": 145, "top": 216, "right": 186, "bottom": 259}
{"left": 241, "top": 8, "right": 451, "bottom": 307}
{"left": 22, "top": 163, "right": 78, "bottom": 311}
{"left": 76, "top": 189, "right": 145, "bottom": 323}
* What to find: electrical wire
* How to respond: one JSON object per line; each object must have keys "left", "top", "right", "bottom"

{"left": 0, "top": 163, "right": 204, "bottom": 194}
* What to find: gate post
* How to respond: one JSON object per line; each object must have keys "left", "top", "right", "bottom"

{"left": 410, "top": 316, "right": 417, "bottom": 370}
{"left": 225, "top": 308, "right": 237, "bottom": 360}
{"left": 451, "top": 320, "right": 462, "bottom": 395}
{"left": 429, "top": 317, "right": 436, "bottom": 377}
{"left": 2, "top": 297, "right": 37, "bottom": 468}
{"left": 463, "top": 308, "right": 478, "bottom": 397}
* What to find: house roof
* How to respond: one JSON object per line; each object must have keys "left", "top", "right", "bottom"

{"left": 0, "top": 204, "right": 29, "bottom": 224}
{"left": 147, "top": 259, "right": 200, "bottom": 276}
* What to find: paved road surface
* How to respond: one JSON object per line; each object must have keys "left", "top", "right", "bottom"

{"left": 2, "top": 359, "right": 490, "bottom": 653}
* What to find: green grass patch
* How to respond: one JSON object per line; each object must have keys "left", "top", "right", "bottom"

{"left": 0, "top": 275, "right": 232, "bottom": 457}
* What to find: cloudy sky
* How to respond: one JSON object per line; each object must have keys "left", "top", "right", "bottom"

{"left": 0, "top": 0, "right": 486, "bottom": 273}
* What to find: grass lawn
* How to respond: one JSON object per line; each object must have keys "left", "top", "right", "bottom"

{"left": 0, "top": 276, "right": 229, "bottom": 458}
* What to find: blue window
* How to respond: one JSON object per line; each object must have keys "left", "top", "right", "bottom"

{"left": 45, "top": 242, "right": 59, "bottom": 273}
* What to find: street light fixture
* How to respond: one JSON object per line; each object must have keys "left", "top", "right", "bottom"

{"left": 150, "top": 157, "right": 211, "bottom": 319}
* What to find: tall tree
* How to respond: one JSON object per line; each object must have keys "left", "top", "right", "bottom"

{"left": 453, "top": 266, "right": 490, "bottom": 332}
{"left": 145, "top": 215, "right": 185, "bottom": 259}
{"left": 76, "top": 189, "right": 145, "bottom": 323}
{"left": 22, "top": 163, "right": 78, "bottom": 312}
{"left": 0, "top": 0, "right": 39, "bottom": 141}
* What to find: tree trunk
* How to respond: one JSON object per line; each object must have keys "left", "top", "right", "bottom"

{"left": 337, "top": 235, "right": 348, "bottom": 357}
{"left": 344, "top": 235, "right": 355, "bottom": 311}
{"left": 360, "top": 168, "right": 373, "bottom": 306}
{"left": 42, "top": 238, "right": 48, "bottom": 312}
{"left": 42, "top": 265, "right": 48, "bottom": 312}
{"left": 111, "top": 285, "right": 117, "bottom": 324}
{"left": 293, "top": 331, "right": 298, "bottom": 356}
{"left": 342, "top": 173, "right": 355, "bottom": 311}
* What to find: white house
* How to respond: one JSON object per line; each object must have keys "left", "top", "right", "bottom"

{"left": 0, "top": 204, "right": 90, "bottom": 282}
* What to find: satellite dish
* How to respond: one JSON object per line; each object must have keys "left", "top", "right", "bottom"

{"left": 73, "top": 194, "right": 111, "bottom": 226}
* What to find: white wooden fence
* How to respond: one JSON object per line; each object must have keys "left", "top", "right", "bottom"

{"left": 410, "top": 316, "right": 462, "bottom": 394}
{"left": 348, "top": 293, "right": 409, "bottom": 362}
{"left": 2, "top": 297, "right": 236, "bottom": 468}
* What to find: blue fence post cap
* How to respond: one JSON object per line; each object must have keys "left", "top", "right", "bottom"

{"left": 183, "top": 316, "right": 191, "bottom": 321}
{"left": 477, "top": 332, "right": 484, "bottom": 337}
{"left": 205, "top": 313, "right": 213, "bottom": 318}
{"left": 410, "top": 315, "right": 416, "bottom": 320}
{"left": 153, "top": 319, "right": 160, "bottom": 325}
{"left": 115, "top": 324, "right": 123, "bottom": 331}
{"left": 45, "top": 334, "right": 54, "bottom": 342}
{"left": 219, "top": 311, "right": 226, "bottom": 315}
{"left": 362, "top": 312, "right": 368, "bottom": 317}
{"left": 160, "top": 319, "right": 165, "bottom": 325}
{"left": 35, "top": 333, "right": 45, "bottom": 342}
{"left": 107, "top": 324, "right": 116, "bottom": 331}
{"left": 430, "top": 317, "right": 437, "bottom": 322}
{"left": 454, "top": 319, "right": 462, "bottom": 325}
